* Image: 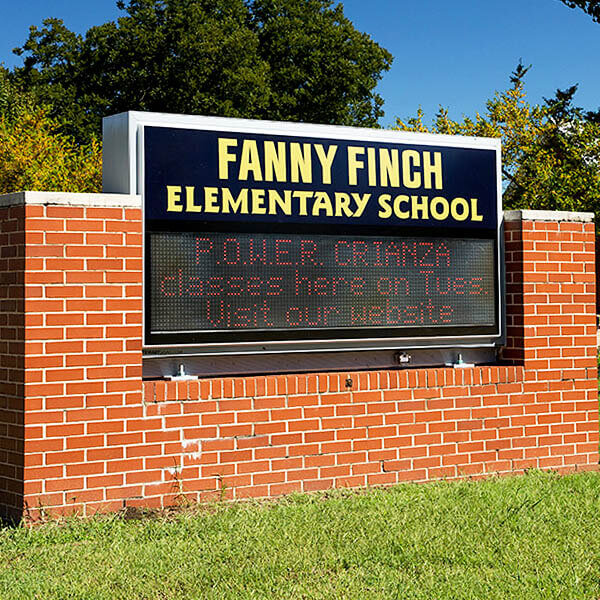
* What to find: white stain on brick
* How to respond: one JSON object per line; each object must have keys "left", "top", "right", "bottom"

{"left": 182, "top": 438, "right": 203, "bottom": 461}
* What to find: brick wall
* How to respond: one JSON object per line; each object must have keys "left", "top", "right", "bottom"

{"left": 139, "top": 365, "right": 528, "bottom": 502}
{"left": 0, "top": 194, "right": 597, "bottom": 521}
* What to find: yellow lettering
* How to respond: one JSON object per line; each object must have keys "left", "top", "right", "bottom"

{"left": 185, "top": 186, "right": 201, "bottom": 212}
{"left": 352, "top": 193, "right": 370, "bottom": 217}
{"left": 222, "top": 188, "right": 249, "bottom": 214}
{"left": 294, "top": 191, "right": 313, "bottom": 215}
{"left": 379, "top": 149, "right": 399, "bottom": 187}
{"left": 251, "top": 189, "right": 266, "bottom": 214}
{"left": 393, "top": 195, "right": 410, "bottom": 219}
{"left": 450, "top": 197, "right": 469, "bottom": 221}
{"left": 268, "top": 190, "right": 292, "bottom": 215}
{"left": 430, "top": 196, "right": 449, "bottom": 220}
{"left": 423, "top": 151, "right": 443, "bottom": 189}
{"left": 347, "top": 146, "right": 365, "bottom": 186}
{"left": 239, "top": 140, "right": 263, "bottom": 181}
{"left": 290, "top": 143, "right": 312, "bottom": 183}
{"left": 314, "top": 144, "right": 338, "bottom": 185}
{"left": 166, "top": 186, "right": 183, "bottom": 212}
{"left": 367, "top": 147, "right": 377, "bottom": 186}
{"left": 378, "top": 194, "right": 392, "bottom": 218}
{"left": 402, "top": 150, "right": 421, "bottom": 188}
{"left": 312, "top": 192, "right": 333, "bottom": 217}
{"left": 264, "top": 141, "right": 287, "bottom": 182}
{"left": 470, "top": 198, "right": 483, "bottom": 222}
{"left": 335, "top": 192, "right": 353, "bottom": 218}
{"left": 204, "top": 187, "right": 220, "bottom": 213}
{"left": 218, "top": 138, "right": 238, "bottom": 179}
{"left": 412, "top": 195, "right": 428, "bottom": 219}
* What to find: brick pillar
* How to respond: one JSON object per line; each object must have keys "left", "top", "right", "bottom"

{"left": 504, "top": 210, "right": 597, "bottom": 370}
{"left": 16, "top": 192, "right": 142, "bottom": 519}
{"left": 0, "top": 200, "right": 25, "bottom": 522}
{"left": 503, "top": 210, "right": 598, "bottom": 466}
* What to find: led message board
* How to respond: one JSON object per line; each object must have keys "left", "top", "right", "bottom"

{"left": 103, "top": 112, "right": 503, "bottom": 354}
{"left": 150, "top": 233, "right": 496, "bottom": 340}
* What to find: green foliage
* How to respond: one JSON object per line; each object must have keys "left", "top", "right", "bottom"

{"left": 560, "top": 0, "right": 600, "bottom": 22}
{"left": 12, "top": 0, "right": 392, "bottom": 142}
{"left": 0, "top": 71, "right": 101, "bottom": 193}
{"left": 394, "top": 64, "right": 600, "bottom": 217}
{"left": 2, "top": 471, "right": 600, "bottom": 598}
{"left": 0, "top": 67, "right": 35, "bottom": 122}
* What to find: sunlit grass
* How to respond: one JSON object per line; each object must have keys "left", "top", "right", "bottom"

{"left": 1, "top": 470, "right": 600, "bottom": 599}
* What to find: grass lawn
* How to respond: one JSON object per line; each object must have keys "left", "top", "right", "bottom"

{"left": 1, "top": 470, "right": 600, "bottom": 599}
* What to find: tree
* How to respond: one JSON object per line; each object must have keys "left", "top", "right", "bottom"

{"left": 0, "top": 66, "right": 35, "bottom": 122}
{"left": 394, "top": 64, "right": 600, "bottom": 218}
{"left": 559, "top": 0, "right": 600, "bottom": 22}
{"left": 12, "top": 0, "right": 392, "bottom": 142}
{"left": 0, "top": 69, "right": 101, "bottom": 193}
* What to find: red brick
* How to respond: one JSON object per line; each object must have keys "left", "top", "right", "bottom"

{"left": 45, "top": 368, "right": 84, "bottom": 382}
{"left": 66, "top": 408, "right": 104, "bottom": 423}
{"left": 45, "top": 477, "right": 85, "bottom": 492}
{"left": 87, "top": 366, "right": 124, "bottom": 380}
{"left": 270, "top": 482, "right": 303, "bottom": 496}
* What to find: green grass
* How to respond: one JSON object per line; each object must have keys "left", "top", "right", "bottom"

{"left": 2, "top": 470, "right": 600, "bottom": 599}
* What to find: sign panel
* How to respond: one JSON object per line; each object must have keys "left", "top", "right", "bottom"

{"left": 143, "top": 127, "right": 498, "bottom": 230}
{"left": 104, "top": 112, "right": 503, "bottom": 353}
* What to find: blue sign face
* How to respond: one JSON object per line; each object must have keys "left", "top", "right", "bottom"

{"left": 144, "top": 126, "right": 498, "bottom": 231}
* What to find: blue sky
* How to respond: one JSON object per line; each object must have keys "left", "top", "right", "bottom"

{"left": 1, "top": 0, "right": 599, "bottom": 127}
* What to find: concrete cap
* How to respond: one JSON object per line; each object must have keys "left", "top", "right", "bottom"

{"left": 0, "top": 191, "right": 141, "bottom": 208}
{"left": 504, "top": 209, "right": 594, "bottom": 223}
